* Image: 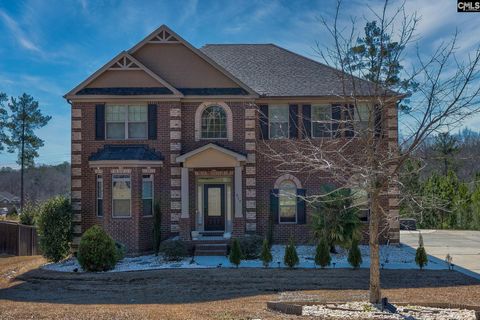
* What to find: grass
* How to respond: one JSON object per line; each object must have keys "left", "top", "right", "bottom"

{"left": 0, "top": 255, "right": 479, "bottom": 319}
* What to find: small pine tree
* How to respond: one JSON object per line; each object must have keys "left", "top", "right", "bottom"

{"left": 229, "top": 238, "right": 243, "bottom": 268}
{"left": 284, "top": 239, "right": 299, "bottom": 269}
{"left": 347, "top": 239, "right": 362, "bottom": 269}
{"left": 153, "top": 201, "right": 161, "bottom": 255}
{"left": 415, "top": 233, "right": 428, "bottom": 270}
{"left": 315, "top": 237, "right": 331, "bottom": 268}
{"left": 260, "top": 238, "right": 273, "bottom": 268}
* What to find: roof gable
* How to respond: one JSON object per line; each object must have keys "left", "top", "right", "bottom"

{"left": 128, "top": 25, "right": 256, "bottom": 95}
{"left": 65, "top": 52, "right": 182, "bottom": 99}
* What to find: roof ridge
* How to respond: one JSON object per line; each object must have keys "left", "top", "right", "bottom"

{"left": 202, "top": 43, "right": 274, "bottom": 46}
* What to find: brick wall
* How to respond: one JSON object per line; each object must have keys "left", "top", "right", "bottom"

{"left": 71, "top": 99, "right": 399, "bottom": 253}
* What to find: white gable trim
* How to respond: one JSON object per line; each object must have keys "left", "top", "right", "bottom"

{"left": 128, "top": 25, "right": 258, "bottom": 97}
{"left": 64, "top": 51, "right": 183, "bottom": 99}
{"left": 176, "top": 143, "right": 246, "bottom": 163}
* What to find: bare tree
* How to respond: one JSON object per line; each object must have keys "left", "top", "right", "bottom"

{"left": 257, "top": 0, "right": 480, "bottom": 303}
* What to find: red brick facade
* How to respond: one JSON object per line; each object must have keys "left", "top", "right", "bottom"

{"left": 71, "top": 100, "right": 399, "bottom": 253}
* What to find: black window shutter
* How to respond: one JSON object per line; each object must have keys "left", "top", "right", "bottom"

{"left": 331, "top": 104, "right": 342, "bottom": 138}
{"left": 148, "top": 104, "right": 157, "bottom": 140}
{"left": 270, "top": 189, "right": 279, "bottom": 224}
{"left": 297, "top": 189, "right": 306, "bottom": 224}
{"left": 95, "top": 104, "right": 105, "bottom": 140}
{"left": 374, "top": 105, "right": 382, "bottom": 138}
{"left": 344, "top": 104, "right": 355, "bottom": 138}
{"left": 259, "top": 105, "right": 269, "bottom": 139}
{"left": 289, "top": 104, "right": 298, "bottom": 139}
{"left": 302, "top": 104, "right": 311, "bottom": 138}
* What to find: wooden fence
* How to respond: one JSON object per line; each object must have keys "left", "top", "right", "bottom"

{"left": 0, "top": 221, "right": 39, "bottom": 256}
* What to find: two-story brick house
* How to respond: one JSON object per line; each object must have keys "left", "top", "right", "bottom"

{"left": 65, "top": 25, "right": 400, "bottom": 253}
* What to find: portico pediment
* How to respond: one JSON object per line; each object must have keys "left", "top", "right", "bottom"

{"left": 176, "top": 143, "right": 246, "bottom": 168}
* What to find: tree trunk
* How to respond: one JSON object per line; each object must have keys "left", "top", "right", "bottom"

{"left": 20, "top": 105, "right": 25, "bottom": 213}
{"left": 369, "top": 191, "right": 381, "bottom": 303}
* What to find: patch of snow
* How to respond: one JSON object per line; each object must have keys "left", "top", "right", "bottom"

{"left": 302, "top": 302, "right": 477, "bottom": 320}
{"left": 42, "top": 244, "right": 447, "bottom": 273}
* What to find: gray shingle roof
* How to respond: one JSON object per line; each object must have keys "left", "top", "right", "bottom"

{"left": 89, "top": 145, "right": 164, "bottom": 162}
{"left": 201, "top": 44, "right": 393, "bottom": 97}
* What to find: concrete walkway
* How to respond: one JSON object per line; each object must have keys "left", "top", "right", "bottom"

{"left": 401, "top": 229, "right": 480, "bottom": 278}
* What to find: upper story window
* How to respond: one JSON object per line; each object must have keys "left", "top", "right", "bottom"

{"left": 269, "top": 105, "right": 289, "bottom": 139}
{"left": 354, "top": 103, "right": 372, "bottom": 133}
{"left": 279, "top": 180, "right": 297, "bottom": 223}
{"left": 312, "top": 104, "right": 333, "bottom": 138}
{"left": 201, "top": 105, "right": 227, "bottom": 139}
{"left": 106, "top": 105, "right": 147, "bottom": 140}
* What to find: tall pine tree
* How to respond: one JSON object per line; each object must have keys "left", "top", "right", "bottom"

{"left": 0, "top": 92, "right": 8, "bottom": 152}
{"left": 6, "top": 93, "right": 51, "bottom": 211}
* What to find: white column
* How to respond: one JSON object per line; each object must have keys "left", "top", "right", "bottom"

{"left": 181, "top": 167, "right": 189, "bottom": 218}
{"left": 234, "top": 166, "right": 243, "bottom": 217}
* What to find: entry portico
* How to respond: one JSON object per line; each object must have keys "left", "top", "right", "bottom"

{"left": 176, "top": 143, "right": 247, "bottom": 239}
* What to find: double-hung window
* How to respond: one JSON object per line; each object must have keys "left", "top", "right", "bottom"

{"left": 312, "top": 104, "right": 333, "bottom": 137}
{"left": 106, "top": 105, "right": 147, "bottom": 139}
{"left": 269, "top": 105, "right": 289, "bottom": 139}
{"left": 354, "top": 103, "right": 371, "bottom": 134}
{"left": 352, "top": 187, "right": 369, "bottom": 222}
{"left": 96, "top": 175, "right": 103, "bottom": 217}
{"left": 142, "top": 175, "right": 154, "bottom": 216}
{"left": 112, "top": 174, "right": 131, "bottom": 217}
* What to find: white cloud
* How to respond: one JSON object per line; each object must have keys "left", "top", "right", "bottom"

{"left": 0, "top": 10, "right": 41, "bottom": 53}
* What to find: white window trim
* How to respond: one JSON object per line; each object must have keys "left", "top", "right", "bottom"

{"left": 311, "top": 104, "right": 333, "bottom": 138}
{"left": 274, "top": 174, "right": 303, "bottom": 224}
{"left": 105, "top": 105, "right": 148, "bottom": 140}
{"left": 112, "top": 174, "right": 132, "bottom": 218}
{"left": 195, "top": 102, "right": 233, "bottom": 141}
{"left": 96, "top": 174, "right": 103, "bottom": 217}
{"left": 278, "top": 180, "right": 298, "bottom": 224}
{"left": 142, "top": 174, "right": 154, "bottom": 217}
{"left": 268, "top": 105, "right": 289, "bottom": 140}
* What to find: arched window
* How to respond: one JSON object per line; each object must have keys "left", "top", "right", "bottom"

{"left": 201, "top": 105, "right": 227, "bottom": 139}
{"left": 279, "top": 180, "right": 297, "bottom": 223}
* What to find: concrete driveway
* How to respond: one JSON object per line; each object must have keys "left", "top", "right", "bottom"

{"left": 401, "top": 229, "right": 480, "bottom": 278}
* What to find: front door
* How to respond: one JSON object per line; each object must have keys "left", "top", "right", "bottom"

{"left": 204, "top": 184, "right": 225, "bottom": 231}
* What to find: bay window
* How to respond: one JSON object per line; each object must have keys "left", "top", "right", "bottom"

{"left": 96, "top": 175, "right": 103, "bottom": 217}
{"left": 142, "top": 175, "right": 154, "bottom": 216}
{"left": 106, "top": 105, "right": 147, "bottom": 139}
{"left": 112, "top": 174, "right": 131, "bottom": 217}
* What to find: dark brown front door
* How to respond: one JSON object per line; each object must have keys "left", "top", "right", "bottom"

{"left": 204, "top": 184, "right": 225, "bottom": 231}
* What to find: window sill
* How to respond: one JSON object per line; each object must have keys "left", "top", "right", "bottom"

{"left": 112, "top": 215, "right": 132, "bottom": 219}
{"left": 279, "top": 221, "right": 297, "bottom": 225}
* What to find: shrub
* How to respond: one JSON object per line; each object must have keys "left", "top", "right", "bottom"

{"left": 311, "top": 187, "right": 361, "bottom": 253}
{"left": 153, "top": 201, "right": 161, "bottom": 255}
{"left": 19, "top": 202, "right": 39, "bottom": 225}
{"left": 36, "top": 196, "right": 72, "bottom": 262}
{"left": 315, "top": 237, "right": 331, "bottom": 268}
{"left": 284, "top": 239, "right": 299, "bottom": 269}
{"left": 229, "top": 238, "right": 242, "bottom": 268}
{"left": 415, "top": 233, "right": 428, "bottom": 270}
{"left": 115, "top": 241, "right": 126, "bottom": 261}
{"left": 236, "top": 234, "right": 263, "bottom": 259}
{"left": 160, "top": 239, "right": 188, "bottom": 261}
{"left": 260, "top": 238, "right": 272, "bottom": 268}
{"left": 78, "top": 225, "right": 117, "bottom": 272}
{"left": 6, "top": 207, "right": 18, "bottom": 220}
{"left": 347, "top": 238, "right": 362, "bottom": 269}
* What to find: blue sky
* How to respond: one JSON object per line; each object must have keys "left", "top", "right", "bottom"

{"left": 0, "top": 0, "right": 478, "bottom": 167}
